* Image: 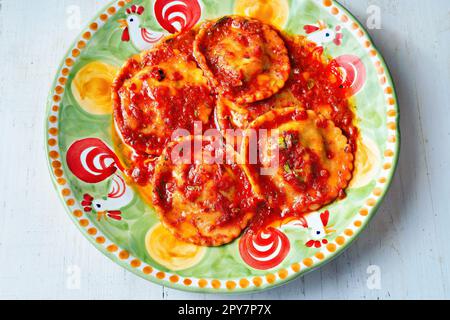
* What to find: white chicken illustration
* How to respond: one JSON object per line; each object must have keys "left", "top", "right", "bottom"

{"left": 304, "top": 20, "right": 343, "bottom": 47}
{"left": 285, "top": 210, "right": 335, "bottom": 248}
{"left": 81, "top": 175, "right": 134, "bottom": 221}
{"left": 119, "top": 5, "right": 165, "bottom": 51}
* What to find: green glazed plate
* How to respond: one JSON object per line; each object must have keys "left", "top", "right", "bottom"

{"left": 45, "top": 0, "right": 400, "bottom": 293}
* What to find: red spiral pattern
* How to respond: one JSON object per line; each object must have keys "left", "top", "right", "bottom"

{"left": 330, "top": 54, "right": 367, "bottom": 97}
{"left": 239, "top": 227, "right": 291, "bottom": 270}
{"left": 108, "top": 175, "right": 127, "bottom": 199}
{"left": 66, "top": 138, "right": 124, "bottom": 184}
{"left": 154, "top": 0, "right": 202, "bottom": 34}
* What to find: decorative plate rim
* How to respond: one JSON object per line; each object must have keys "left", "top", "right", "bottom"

{"left": 45, "top": 0, "right": 400, "bottom": 294}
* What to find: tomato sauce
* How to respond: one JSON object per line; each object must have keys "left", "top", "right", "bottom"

{"left": 151, "top": 137, "right": 261, "bottom": 246}
{"left": 242, "top": 108, "right": 353, "bottom": 232}
{"left": 118, "top": 82, "right": 215, "bottom": 154}
{"left": 153, "top": 138, "right": 258, "bottom": 219}
{"left": 155, "top": 162, "right": 258, "bottom": 224}
{"left": 194, "top": 16, "right": 291, "bottom": 104}
{"left": 142, "top": 29, "right": 199, "bottom": 66}
{"left": 216, "top": 33, "right": 358, "bottom": 155}
{"left": 113, "top": 29, "right": 216, "bottom": 158}
{"left": 282, "top": 35, "right": 358, "bottom": 152}
{"left": 115, "top": 26, "right": 358, "bottom": 236}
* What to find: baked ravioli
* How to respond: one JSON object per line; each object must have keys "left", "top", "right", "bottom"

{"left": 216, "top": 89, "right": 301, "bottom": 133}
{"left": 113, "top": 31, "right": 216, "bottom": 155}
{"left": 194, "top": 16, "right": 291, "bottom": 104}
{"left": 152, "top": 136, "right": 260, "bottom": 246}
{"left": 241, "top": 108, "right": 354, "bottom": 220}
{"left": 216, "top": 33, "right": 358, "bottom": 152}
{"left": 110, "top": 16, "right": 360, "bottom": 245}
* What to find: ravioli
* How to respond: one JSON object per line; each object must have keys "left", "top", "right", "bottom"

{"left": 241, "top": 108, "right": 354, "bottom": 221}
{"left": 113, "top": 31, "right": 216, "bottom": 155}
{"left": 152, "top": 136, "right": 260, "bottom": 246}
{"left": 194, "top": 15, "right": 291, "bottom": 104}
{"left": 217, "top": 33, "right": 359, "bottom": 152}
{"left": 110, "top": 16, "right": 360, "bottom": 243}
{"left": 215, "top": 89, "right": 301, "bottom": 152}
{"left": 216, "top": 88, "right": 301, "bottom": 133}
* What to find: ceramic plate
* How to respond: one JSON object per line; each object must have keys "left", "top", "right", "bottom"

{"left": 45, "top": 0, "right": 399, "bottom": 293}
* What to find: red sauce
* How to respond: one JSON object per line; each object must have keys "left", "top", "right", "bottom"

{"left": 283, "top": 35, "right": 358, "bottom": 152}
{"left": 198, "top": 17, "right": 271, "bottom": 90}
{"left": 217, "top": 34, "right": 358, "bottom": 154}
{"left": 118, "top": 82, "right": 215, "bottom": 154}
{"left": 113, "top": 30, "right": 216, "bottom": 163}
{"left": 152, "top": 140, "right": 260, "bottom": 229}
{"left": 242, "top": 108, "right": 353, "bottom": 231}
{"left": 126, "top": 154, "right": 158, "bottom": 186}
{"left": 195, "top": 16, "right": 290, "bottom": 103}
{"left": 142, "top": 30, "right": 199, "bottom": 66}
{"left": 116, "top": 28, "right": 358, "bottom": 234}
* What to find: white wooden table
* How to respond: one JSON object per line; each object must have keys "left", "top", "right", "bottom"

{"left": 0, "top": 0, "right": 449, "bottom": 300}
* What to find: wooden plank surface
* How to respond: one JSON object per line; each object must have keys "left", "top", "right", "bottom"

{"left": 0, "top": 0, "right": 449, "bottom": 299}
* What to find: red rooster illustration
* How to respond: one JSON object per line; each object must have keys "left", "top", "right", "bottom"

{"left": 119, "top": 0, "right": 202, "bottom": 51}
{"left": 66, "top": 138, "right": 133, "bottom": 221}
